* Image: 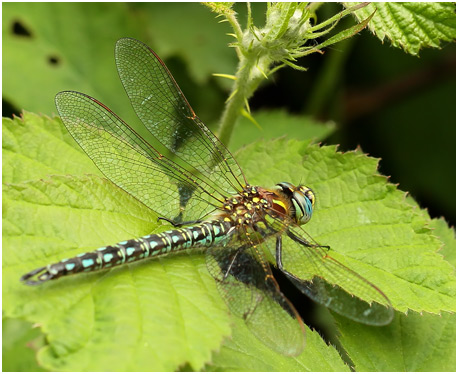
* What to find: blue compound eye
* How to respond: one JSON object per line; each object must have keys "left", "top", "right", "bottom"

{"left": 293, "top": 186, "right": 315, "bottom": 224}
{"left": 276, "top": 183, "right": 315, "bottom": 225}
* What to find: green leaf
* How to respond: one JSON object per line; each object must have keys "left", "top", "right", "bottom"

{"left": 336, "top": 310, "right": 456, "bottom": 371}
{"left": 228, "top": 109, "right": 336, "bottom": 151}
{"left": 207, "top": 314, "right": 349, "bottom": 371}
{"left": 3, "top": 115, "right": 455, "bottom": 370}
{"left": 264, "top": 2, "right": 299, "bottom": 41}
{"left": 2, "top": 2, "right": 142, "bottom": 124}
{"left": 404, "top": 197, "right": 455, "bottom": 267}
{"left": 345, "top": 2, "right": 456, "bottom": 55}
{"left": 3, "top": 175, "right": 230, "bottom": 371}
{"left": 3, "top": 3, "right": 236, "bottom": 119}
{"left": 432, "top": 217, "right": 456, "bottom": 267}
{"left": 308, "top": 10, "right": 374, "bottom": 53}
{"left": 140, "top": 3, "right": 237, "bottom": 85}
{"left": 237, "top": 139, "right": 455, "bottom": 315}
{"left": 2, "top": 318, "right": 47, "bottom": 372}
{"left": 2, "top": 112, "right": 99, "bottom": 183}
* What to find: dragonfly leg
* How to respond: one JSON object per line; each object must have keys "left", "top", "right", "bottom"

{"left": 157, "top": 217, "right": 202, "bottom": 227}
{"left": 223, "top": 248, "right": 244, "bottom": 281}
{"left": 276, "top": 232, "right": 330, "bottom": 272}
{"left": 275, "top": 236, "right": 285, "bottom": 271}
{"left": 275, "top": 236, "right": 298, "bottom": 278}
{"left": 286, "top": 230, "right": 330, "bottom": 251}
{"left": 275, "top": 236, "right": 325, "bottom": 282}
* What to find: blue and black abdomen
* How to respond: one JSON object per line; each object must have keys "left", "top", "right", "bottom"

{"left": 21, "top": 220, "right": 233, "bottom": 285}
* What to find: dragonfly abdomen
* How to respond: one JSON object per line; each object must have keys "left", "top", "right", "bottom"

{"left": 21, "top": 220, "right": 233, "bottom": 285}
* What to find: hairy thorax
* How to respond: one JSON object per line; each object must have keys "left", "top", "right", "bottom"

{"left": 214, "top": 185, "right": 294, "bottom": 229}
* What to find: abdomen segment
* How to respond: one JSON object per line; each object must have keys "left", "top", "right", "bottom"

{"left": 21, "top": 220, "right": 232, "bottom": 285}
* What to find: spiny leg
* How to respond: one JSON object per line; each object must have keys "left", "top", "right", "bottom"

{"left": 223, "top": 247, "right": 245, "bottom": 281}
{"left": 286, "top": 230, "right": 330, "bottom": 252}
{"left": 275, "top": 234, "right": 329, "bottom": 281}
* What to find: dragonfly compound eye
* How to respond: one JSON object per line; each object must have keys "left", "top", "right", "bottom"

{"left": 293, "top": 186, "right": 315, "bottom": 225}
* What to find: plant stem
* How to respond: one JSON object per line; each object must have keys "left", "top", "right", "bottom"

{"left": 216, "top": 58, "right": 251, "bottom": 146}
{"left": 214, "top": 2, "right": 369, "bottom": 146}
{"left": 217, "top": 54, "right": 267, "bottom": 146}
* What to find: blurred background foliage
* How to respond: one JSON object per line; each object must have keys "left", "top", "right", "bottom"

{"left": 2, "top": 2, "right": 455, "bottom": 370}
{"left": 3, "top": 2, "right": 454, "bottom": 226}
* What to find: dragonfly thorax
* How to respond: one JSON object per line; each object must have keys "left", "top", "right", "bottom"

{"left": 218, "top": 183, "right": 315, "bottom": 227}
{"left": 220, "top": 185, "right": 271, "bottom": 226}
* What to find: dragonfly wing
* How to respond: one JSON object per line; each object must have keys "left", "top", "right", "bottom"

{"left": 55, "top": 91, "right": 223, "bottom": 222}
{"left": 277, "top": 225, "right": 393, "bottom": 326}
{"left": 115, "top": 38, "right": 246, "bottom": 198}
{"left": 206, "top": 238, "right": 305, "bottom": 356}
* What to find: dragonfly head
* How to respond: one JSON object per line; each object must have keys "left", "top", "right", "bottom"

{"left": 276, "top": 182, "right": 315, "bottom": 225}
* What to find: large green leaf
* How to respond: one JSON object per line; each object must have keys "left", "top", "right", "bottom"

{"left": 3, "top": 114, "right": 455, "bottom": 371}
{"left": 335, "top": 213, "right": 456, "bottom": 372}
{"left": 3, "top": 174, "right": 231, "bottom": 371}
{"left": 2, "top": 318, "right": 46, "bottom": 372}
{"left": 2, "top": 113, "right": 99, "bottom": 183}
{"left": 2, "top": 2, "right": 141, "bottom": 123}
{"left": 432, "top": 217, "right": 456, "bottom": 268}
{"left": 236, "top": 139, "right": 456, "bottom": 371}
{"left": 346, "top": 2, "right": 456, "bottom": 55}
{"left": 337, "top": 310, "right": 455, "bottom": 371}
{"left": 207, "top": 314, "right": 349, "bottom": 371}
{"left": 139, "top": 3, "right": 236, "bottom": 86}
{"left": 237, "top": 139, "right": 455, "bottom": 315}
{"left": 2, "top": 3, "right": 235, "bottom": 122}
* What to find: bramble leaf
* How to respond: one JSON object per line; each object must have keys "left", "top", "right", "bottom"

{"left": 3, "top": 173, "right": 231, "bottom": 371}
{"left": 239, "top": 139, "right": 455, "bottom": 316}
{"left": 3, "top": 114, "right": 454, "bottom": 371}
{"left": 2, "top": 112, "right": 99, "bottom": 183}
{"left": 2, "top": 318, "right": 46, "bottom": 372}
{"left": 337, "top": 310, "right": 455, "bottom": 371}
{"left": 345, "top": 2, "right": 456, "bottom": 55}
{"left": 206, "top": 313, "right": 349, "bottom": 371}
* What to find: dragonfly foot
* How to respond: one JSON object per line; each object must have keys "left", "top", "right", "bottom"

{"left": 157, "top": 217, "right": 202, "bottom": 227}
{"left": 157, "top": 217, "right": 177, "bottom": 226}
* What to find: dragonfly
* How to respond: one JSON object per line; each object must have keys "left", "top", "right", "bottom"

{"left": 21, "top": 38, "right": 393, "bottom": 356}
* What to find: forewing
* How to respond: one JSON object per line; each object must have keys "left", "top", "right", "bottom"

{"left": 206, "top": 237, "right": 305, "bottom": 356}
{"left": 55, "top": 91, "right": 223, "bottom": 222}
{"left": 278, "top": 225, "right": 393, "bottom": 325}
{"left": 115, "top": 38, "right": 246, "bottom": 198}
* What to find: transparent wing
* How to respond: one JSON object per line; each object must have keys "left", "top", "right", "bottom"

{"left": 206, "top": 233, "right": 305, "bottom": 356}
{"left": 276, "top": 224, "right": 393, "bottom": 326}
{"left": 55, "top": 91, "right": 225, "bottom": 222}
{"left": 115, "top": 38, "right": 247, "bottom": 199}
